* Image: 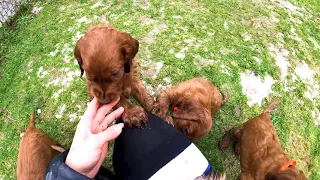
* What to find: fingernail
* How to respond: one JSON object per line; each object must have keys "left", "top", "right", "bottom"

{"left": 115, "top": 123, "right": 124, "bottom": 132}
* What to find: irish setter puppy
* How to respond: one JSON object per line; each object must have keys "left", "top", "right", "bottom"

{"left": 153, "top": 77, "right": 227, "bottom": 140}
{"left": 219, "top": 98, "right": 307, "bottom": 180}
{"left": 17, "top": 112, "right": 64, "bottom": 180}
{"left": 74, "top": 23, "right": 154, "bottom": 127}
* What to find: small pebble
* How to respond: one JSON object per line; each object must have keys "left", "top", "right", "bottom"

{"left": 20, "top": 132, "right": 25, "bottom": 137}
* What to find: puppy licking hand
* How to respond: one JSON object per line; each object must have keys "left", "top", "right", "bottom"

{"left": 74, "top": 24, "right": 154, "bottom": 127}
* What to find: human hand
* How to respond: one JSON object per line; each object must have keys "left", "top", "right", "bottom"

{"left": 66, "top": 97, "right": 124, "bottom": 178}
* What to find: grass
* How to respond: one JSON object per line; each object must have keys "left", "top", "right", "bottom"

{"left": 0, "top": 0, "right": 319, "bottom": 179}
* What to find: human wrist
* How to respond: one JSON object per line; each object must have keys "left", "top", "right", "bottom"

{"left": 65, "top": 154, "right": 90, "bottom": 178}
{"left": 46, "top": 150, "right": 92, "bottom": 180}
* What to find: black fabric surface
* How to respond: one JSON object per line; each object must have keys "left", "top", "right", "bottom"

{"left": 113, "top": 112, "right": 192, "bottom": 180}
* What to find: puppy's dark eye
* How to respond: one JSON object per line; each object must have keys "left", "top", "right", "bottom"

{"left": 176, "top": 101, "right": 182, "bottom": 107}
{"left": 184, "top": 128, "right": 189, "bottom": 135}
{"left": 112, "top": 72, "right": 118, "bottom": 76}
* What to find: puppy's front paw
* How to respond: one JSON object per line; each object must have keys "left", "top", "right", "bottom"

{"left": 122, "top": 106, "right": 148, "bottom": 128}
{"left": 164, "top": 116, "right": 174, "bottom": 127}
{"left": 145, "top": 98, "right": 155, "bottom": 112}
{"left": 152, "top": 102, "right": 167, "bottom": 119}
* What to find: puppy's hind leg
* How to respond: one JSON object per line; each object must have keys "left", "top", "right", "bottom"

{"left": 230, "top": 125, "right": 243, "bottom": 156}
{"left": 233, "top": 142, "right": 241, "bottom": 156}
{"left": 230, "top": 125, "right": 243, "bottom": 142}
{"left": 219, "top": 133, "right": 231, "bottom": 150}
{"left": 219, "top": 125, "right": 243, "bottom": 150}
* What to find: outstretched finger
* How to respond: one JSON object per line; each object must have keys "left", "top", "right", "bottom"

{"left": 94, "top": 97, "right": 120, "bottom": 124}
{"left": 83, "top": 97, "right": 99, "bottom": 119}
{"left": 94, "top": 123, "right": 124, "bottom": 147}
{"left": 98, "top": 107, "right": 124, "bottom": 129}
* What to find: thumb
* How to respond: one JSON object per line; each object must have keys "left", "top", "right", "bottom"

{"left": 94, "top": 123, "right": 124, "bottom": 147}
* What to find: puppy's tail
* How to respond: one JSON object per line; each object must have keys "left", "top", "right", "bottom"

{"left": 220, "top": 92, "right": 228, "bottom": 105}
{"left": 51, "top": 145, "right": 65, "bottom": 153}
{"left": 263, "top": 98, "right": 282, "bottom": 114}
{"left": 27, "top": 112, "right": 36, "bottom": 129}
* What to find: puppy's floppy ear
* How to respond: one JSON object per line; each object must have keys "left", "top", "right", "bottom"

{"left": 74, "top": 39, "right": 84, "bottom": 77}
{"left": 120, "top": 33, "right": 139, "bottom": 73}
{"left": 173, "top": 97, "right": 205, "bottom": 121}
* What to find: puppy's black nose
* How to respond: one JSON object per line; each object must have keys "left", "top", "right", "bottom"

{"left": 99, "top": 99, "right": 111, "bottom": 104}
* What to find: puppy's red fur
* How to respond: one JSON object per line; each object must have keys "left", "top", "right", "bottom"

{"left": 74, "top": 23, "right": 154, "bottom": 127}
{"left": 17, "top": 112, "right": 63, "bottom": 180}
{"left": 219, "top": 98, "right": 307, "bottom": 180}
{"left": 153, "top": 77, "right": 227, "bottom": 140}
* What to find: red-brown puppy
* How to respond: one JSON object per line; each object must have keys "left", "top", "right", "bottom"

{"left": 153, "top": 77, "right": 227, "bottom": 140}
{"left": 74, "top": 23, "right": 154, "bottom": 127}
{"left": 219, "top": 98, "right": 307, "bottom": 180}
{"left": 17, "top": 112, "right": 64, "bottom": 180}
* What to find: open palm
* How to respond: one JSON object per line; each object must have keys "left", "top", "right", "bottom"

{"left": 66, "top": 97, "right": 124, "bottom": 178}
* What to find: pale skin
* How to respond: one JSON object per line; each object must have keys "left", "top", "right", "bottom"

{"left": 66, "top": 97, "right": 124, "bottom": 178}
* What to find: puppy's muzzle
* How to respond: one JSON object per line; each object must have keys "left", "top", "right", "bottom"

{"left": 99, "top": 98, "right": 111, "bottom": 104}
